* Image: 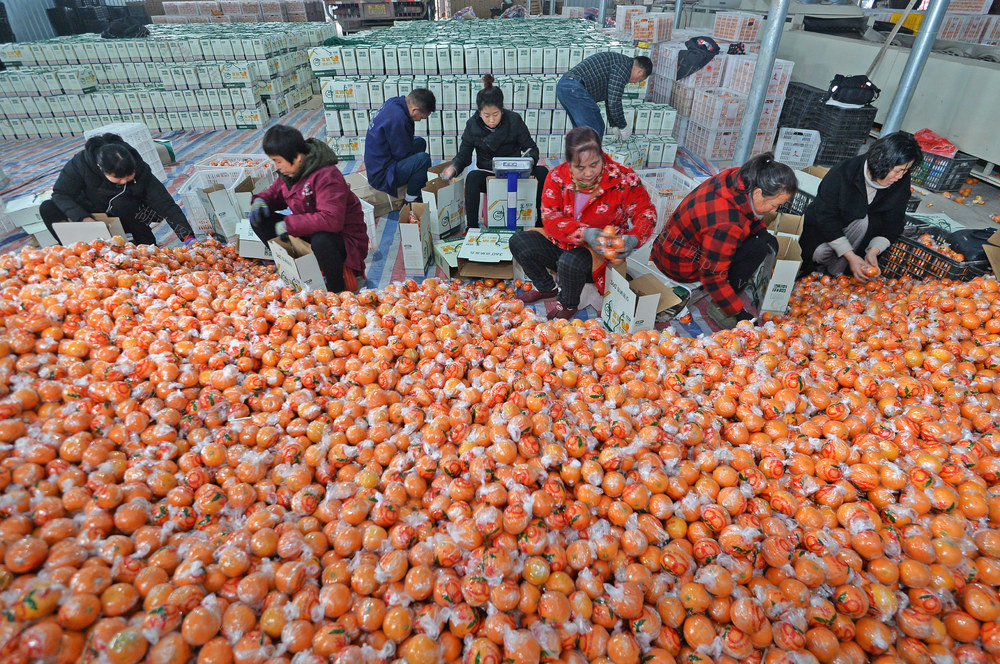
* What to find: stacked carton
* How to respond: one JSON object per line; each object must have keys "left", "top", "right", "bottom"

{"left": 310, "top": 20, "right": 677, "bottom": 166}
{"left": 0, "top": 22, "right": 334, "bottom": 139}
{"left": 649, "top": 33, "right": 791, "bottom": 166}
{"left": 866, "top": 4, "right": 997, "bottom": 44}
{"left": 158, "top": 0, "right": 326, "bottom": 23}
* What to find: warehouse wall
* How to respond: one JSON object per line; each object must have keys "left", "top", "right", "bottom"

{"left": 6, "top": 0, "right": 56, "bottom": 42}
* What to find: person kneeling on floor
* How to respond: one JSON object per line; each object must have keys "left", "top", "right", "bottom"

{"left": 41, "top": 132, "right": 195, "bottom": 246}
{"left": 650, "top": 152, "right": 797, "bottom": 328}
{"left": 509, "top": 126, "right": 656, "bottom": 319}
{"left": 249, "top": 125, "right": 369, "bottom": 292}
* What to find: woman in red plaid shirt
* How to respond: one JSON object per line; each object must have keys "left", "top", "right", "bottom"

{"left": 510, "top": 127, "right": 657, "bottom": 319}
{"left": 650, "top": 153, "right": 797, "bottom": 327}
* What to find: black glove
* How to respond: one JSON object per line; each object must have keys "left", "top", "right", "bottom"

{"left": 249, "top": 200, "right": 270, "bottom": 226}
{"left": 734, "top": 309, "right": 754, "bottom": 323}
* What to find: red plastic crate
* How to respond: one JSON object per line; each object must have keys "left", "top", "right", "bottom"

{"left": 713, "top": 12, "right": 762, "bottom": 42}
{"left": 689, "top": 88, "right": 746, "bottom": 129}
{"left": 722, "top": 55, "right": 794, "bottom": 98}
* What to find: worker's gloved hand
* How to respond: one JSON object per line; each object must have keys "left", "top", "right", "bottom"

{"left": 734, "top": 309, "right": 755, "bottom": 323}
{"left": 617, "top": 234, "right": 640, "bottom": 260}
{"left": 441, "top": 166, "right": 457, "bottom": 181}
{"left": 613, "top": 125, "right": 632, "bottom": 141}
{"left": 248, "top": 200, "right": 269, "bottom": 226}
{"left": 582, "top": 227, "right": 604, "bottom": 252}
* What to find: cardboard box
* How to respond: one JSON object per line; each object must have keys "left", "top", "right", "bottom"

{"left": 751, "top": 235, "right": 802, "bottom": 314}
{"left": 5, "top": 191, "right": 52, "bottom": 228}
{"left": 765, "top": 212, "right": 804, "bottom": 240}
{"left": 399, "top": 202, "right": 432, "bottom": 274}
{"left": 203, "top": 175, "right": 267, "bottom": 238}
{"left": 433, "top": 237, "right": 466, "bottom": 279}
{"left": 52, "top": 213, "right": 126, "bottom": 244}
{"left": 602, "top": 261, "right": 683, "bottom": 334}
{"left": 485, "top": 177, "right": 537, "bottom": 230}
{"left": 236, "top": 219, "right": 272, "bottom": 260}
{"left": 269, "top": 235, "right": 325, "bottom": 291}
{"left": 981, "top": 230, "right": 1000, "bottom": 276}
{"left": 456, "top": 228, "right": 517, "bottom": 279}
{"left": 344, "top": 172, "right": 397, "bottom": 218}
{"left": 23, "top": 221, "right": 58, "bottom": 248}
{"left": 794, "top": 165, "right": 830, "bottom": 198}
{"left": 423, "top": 162, "right": 465, "bottom": 239}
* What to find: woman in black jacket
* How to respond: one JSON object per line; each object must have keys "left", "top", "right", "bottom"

{"left": 41, "top": 133, "right": 195, "bottom": 246}
{"left": 800, "top": 132, "right": 922, "bottom": 281}
{"left": 441, "top": 74, "right": 548, "bottom": 228}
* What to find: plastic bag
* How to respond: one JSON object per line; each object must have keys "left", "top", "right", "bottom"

{"left": 914, "top": 128, "right": 957, "bottom": 159}
{"left": 451, "top": 6, "right": 476, "bottom": 19}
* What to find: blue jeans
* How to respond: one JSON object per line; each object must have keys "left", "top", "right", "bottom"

{"left": 394, "top": 137, "right": 432, "bottom": 197}
{"left": 557, "top": 77, "right": 605, "bottom": 141}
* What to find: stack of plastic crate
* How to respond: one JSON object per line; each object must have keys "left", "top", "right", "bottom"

{"left": 983, "top": 16, "right": 1000, "bottom": 45}
{"left": 631, "top": 13, "right": 673, "bottom": 44}
{"left": 778, "top": 82, "right": 878, "bottom": 166}
{"left": 614, "top": 5, "right": 648, "bottom": 40}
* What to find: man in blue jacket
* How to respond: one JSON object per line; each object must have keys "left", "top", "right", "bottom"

{"left": 363, "top": 88, "right": 436, "bottom": 203}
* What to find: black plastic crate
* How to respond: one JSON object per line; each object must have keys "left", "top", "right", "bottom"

{"left": 907, "top": 196, "right": 919, "bottom": 213}
{"left": 815, "top": 104, "right": 878, "bottom": 142}
{"left": 880, "top": 223, "right": 988, "bottom": 281}
{"left": 910, "top": 150, "right": 979, "bottom": 192}
{"left": 777, "top": 190, "right": 815, "bottom": 215}
{"left": 815, "top": 139, "right": 865, "bottom": 166}
{"left": 779, "top": 82, "right": 825, "bottom": 129}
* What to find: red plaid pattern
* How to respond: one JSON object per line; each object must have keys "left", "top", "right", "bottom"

{"left": 650, "top": 167, "right": 766, "bottom": 315}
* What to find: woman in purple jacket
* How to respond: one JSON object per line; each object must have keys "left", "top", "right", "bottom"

{"left": 249, "top": 125, "right": 369, "bottom": 292}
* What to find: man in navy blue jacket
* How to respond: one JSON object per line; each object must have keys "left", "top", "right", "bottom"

{"left": 363, "top": 89, "right": 436, "bottom": 202}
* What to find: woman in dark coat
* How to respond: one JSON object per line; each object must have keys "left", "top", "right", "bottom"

{"left": 441, "top": 74, "right": 548, "bottom": 228}
{"left": 42, "top": 133, "right": 195, "bottom": 245}
{"left": 800, "top": 131, "right": 922, "bottom": 281}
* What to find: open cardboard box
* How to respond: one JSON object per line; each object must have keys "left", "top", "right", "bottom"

{"left": 750, "top": 235, "right": 802, "bottom": 314}
{"left": 269, "top": 235, "right": 325, "bottom": 291}
{"left": 982, "top": 229, "right": 1000, "bottom": 276}
{"left": 204, "top": 175, "right": 268, "bottom": 239}
{"left": 602, "top": 260, "right": 683, "bottom": 333}
{"left": 236, "top": 219, "right": 272, "bottom": 261}
{"left": 52, "top": 213, "right": 126, "bottom": 245}
{"left": 794, "top": 165, "right": 829, "bottom": 198}
{"left": 765, "top": 212, "right": 804, "bottom": 240}
{"left": 344, "top": 172, "right": 403, "bottom": 219}
{"left": 423, "top": 160, "right": 465, "bottom": 239}
{"left": 399, "top": 202, "right": 433, "bottom": 274}
{"left": 433, "top": 237, "right": 465, "bottom": 279}
{"left": 5, "top": 191, "right": 52, "bottom": 229}
{"left": 457, "top": 228, "right": 518, "bottom": 279}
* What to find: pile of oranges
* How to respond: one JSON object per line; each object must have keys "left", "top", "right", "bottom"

{"left": 918, "top": 233, "right": 966, "bottom": 262}
{"left": 3, "top": 238, "right": 1000, "bottom": 664}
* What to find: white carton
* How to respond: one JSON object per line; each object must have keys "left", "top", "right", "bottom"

{"left": 52, "top": 214, "right": 126, "bottom": 245}
{"left": 751, "top": 235, "right": 803, "bottom": 314}
{"left": 398, "top": 202, "right": 433, "bottom": 274}
{"left": 5, "top": 191, "right": 52, "bottom": 228}
{"left": 602, "top": 261, "right": 681, "bottom": 334}
{"left": 270, "top": 235, "right": 325, "bottom": 291}
{"left": 236, "top": 219, "right": 272, "bottom": 260}
{"left": 423, "top": 162, "right": 465, "bottom": 239}
{"left": 485, "top": 177, "right": 537, "bottom": 229}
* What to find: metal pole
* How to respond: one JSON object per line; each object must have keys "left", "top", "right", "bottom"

{"left": 881, "top": 0, "right": 951, "bottom": 134}
{"left": 733, "top": 0, "right": 792, "bottom": 165}
{"left": 673, "top": 0, "right": 683, "bottom": 32}
{"left": 598, "top": 0, "right": 606, "bottom": 26}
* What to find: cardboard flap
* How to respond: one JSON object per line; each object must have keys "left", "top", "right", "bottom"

{"left": 765, "top": 213, "right": 804, "bottom": 237}
{"left": 985, "top": 243, "right": 1000, "bottom": 277}
{"left": 628, "top": 274, "right": 683, "bottom": 313}
{"left": 988, "top": 229, "right": 1000, "bottom": 247}
{"left": 777, "top": 235, "right": 802, "bottom": 261}
{"left": 271, "top": 235, "right": 313, "bottom": 259}
{"left": 458, "top": 229, "right": 514, "bottom": 262}
{"left": 457, "top": 258, "right": 514, "bottom": 279}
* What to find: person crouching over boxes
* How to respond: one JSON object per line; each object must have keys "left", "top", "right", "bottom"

{"left": 249, "top": 125, "right": 369, "bottom": 292}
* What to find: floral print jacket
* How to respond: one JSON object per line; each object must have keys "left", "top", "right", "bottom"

{"left": 540, "top": 155, "right": 656, "bottom": 292}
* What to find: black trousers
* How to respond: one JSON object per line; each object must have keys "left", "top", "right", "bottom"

{"left": 509, "top": 230, "right": 593, "bottom": 308}
{"left": 464, "top": 165, "right": 549, "bottom": 229}
{"left": 729, "top": 230, "right": 780, "bottom": 292}
{"left": 250, "top": 210, "right": 347, "bottom": 292}
{"left": 40, "top": 198, "right": 157, "bottom": 245}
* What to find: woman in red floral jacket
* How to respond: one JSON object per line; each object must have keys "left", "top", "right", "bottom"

{"left": 510, "top": 127, "right": 656, "bottom": 319}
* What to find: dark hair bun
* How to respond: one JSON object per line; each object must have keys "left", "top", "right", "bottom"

{"left": 482, "top": 73, "right": 494, "bottom": 90}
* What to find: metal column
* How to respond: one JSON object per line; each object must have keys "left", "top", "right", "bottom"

{"left": 733, "top": 0, "right": 793, "bottom": 165}
{"left": 598, "top": 0, "right": 606, "bottom": 26}
{"left": 881, "top": 0, "right": 951, "bottom": 134}
{"left": 674, "top": 0, "right": 683, "bottom": 31}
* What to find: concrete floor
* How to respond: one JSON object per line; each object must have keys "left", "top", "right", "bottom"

{"left": 910, "top": 179, "right": 1000, "bottom": 231}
